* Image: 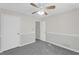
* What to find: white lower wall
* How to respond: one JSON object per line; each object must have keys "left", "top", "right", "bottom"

{"left": 0, "top": 33, "right": 35, "bottom": 53}
{"left": 46, "top": 32, "right": 79, "bottom": 53}
{"left": 20, "top": 33, "right": 35, "bottom": 46}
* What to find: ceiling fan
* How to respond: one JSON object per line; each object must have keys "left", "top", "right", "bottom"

{"left": 30, "top": 3, "right": 56, "bottom": 16}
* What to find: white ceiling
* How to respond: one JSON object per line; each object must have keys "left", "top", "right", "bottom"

{"left": 0, "top": 3, "right": 79, "bottom": 18}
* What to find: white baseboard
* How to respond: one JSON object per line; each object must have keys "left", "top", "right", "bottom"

{"left": 19, "top": 40, "right": 35, "bottom": 47}
{"left": 46, "top": 40, "right": 79, "bottom": 53}
{"left": 46, "top": 32, "right": 79, "bottom": 53}
{"left": 0, "top": 50, "right": 3, "bottom": 53}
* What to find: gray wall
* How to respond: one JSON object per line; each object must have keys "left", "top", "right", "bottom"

{"left": 21, "top": 16, "right": 36, "bottom": 34}
{"left": 44, "top": 8, "right": 79, "bottom": 52}
{"left": 20, "top": 16, "right": 37, "bottom": 45}
{"left": 45, "top": 8, "right": 79, "bottom": 35}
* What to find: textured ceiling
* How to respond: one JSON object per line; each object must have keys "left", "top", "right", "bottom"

{"left": 0, "top": 3, "right": 79, "bottom": 19}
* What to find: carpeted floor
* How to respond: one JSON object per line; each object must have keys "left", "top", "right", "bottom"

{"left": 0, "top": 39, "right": 79, "bottom": 55}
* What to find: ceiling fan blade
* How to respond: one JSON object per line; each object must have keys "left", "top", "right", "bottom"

{"left": 30, "top": 3, "right": 39, "bottom": 8}
{"left": 44, "top": 11, "right": 48, "bottom": 15}
{"left": 46, "top": 5, "right": 56, "bottom": 9}
{"left": 32, "top": 11, "right": 38, "bottom": 14}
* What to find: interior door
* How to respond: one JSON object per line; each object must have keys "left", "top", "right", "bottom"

{"left": 40, "top": 21, "right": 46, "bottom": 41}
{"left": 1, "top": 14, "right": 20, "bottom": 51}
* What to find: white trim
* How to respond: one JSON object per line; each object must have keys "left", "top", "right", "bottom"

{"left": 20, "top": 32, "right": 35, "bottom": 35}
{"left": 47, "top": 32, "right": 79, "bottom": 37}
{"left": 46, "top": 40, "right": 79, "bottom": 53}
{"left": 19, "top": 40, "right": 35, "bottom": 47}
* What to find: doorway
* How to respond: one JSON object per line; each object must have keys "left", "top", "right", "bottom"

{"left": 35, "top": 21, "right": 46, "bottom": 41}
{"left": 35, "top": 21, "right": 40, "bottom": 40}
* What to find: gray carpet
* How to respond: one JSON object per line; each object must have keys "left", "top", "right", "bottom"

{"left": 0, "top": 39, "right": 79, "bottom": 55}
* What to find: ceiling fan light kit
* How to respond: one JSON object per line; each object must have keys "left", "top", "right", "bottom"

{"left": 37, "top": 11, "right": 44, "bottom": 16}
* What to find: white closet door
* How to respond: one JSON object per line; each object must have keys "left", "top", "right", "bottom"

{"left": 1, "top": 14, "right": 20, "bottom": 51}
